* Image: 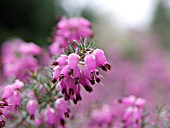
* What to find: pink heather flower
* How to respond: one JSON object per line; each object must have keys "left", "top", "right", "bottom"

{"left": 93, "top": 49, "right": 111, "bottom": 71}
{"left": 72, "top": 66, "right": 80, "bottom": 79}
{"left": 12, "top": 90, "right": 21, "bottom": 107}
{"left": 68, "top": 53, "right": 79, "bottom": 70}
{"left": 84, "top": 54, "right": 96, "bottom": 72}
{"left": 49, "top": 17, "right": 93, "bottom": 55}
{"left": 2, "top": 79, "right": 24, "bottom": 99}
{"left": 45, "top": 106, "right": 56, "bottom": 125}
{"left": 26, "top": 100, "right": 38, "bottom": 119}
{"left": 55, "top": 98, "right": 70, "bottom": 118}
{"left": 66, "top": 76, "right": 77, "bottom": 95}
{"left": 1, "top": 39, "right": 41, "bottom": 81}
{"left": 52, "top": 40, "right": 111, "bottom": 104}
{"left": 82, "top": 65, "right": 92, "bottom": 80}
{"left": 19, "top": 42, "right": 41, "bottom": 55}
{"left": 82, "top": 65, "right": 96, "bottom": 85}
{"left": 119, "top": 95, "right": 146, "bottom": 128}
{"left": 2, "top": 86, "right": 14, "bottom": 99}
{"left": 34, "top": 118, "right": 43, "bottom": 126}
{"left": 118, "top": 95, "right": 136, "bottom": 106}
{"left": 52, "top": 66, "right": 62, "bottom": 82}
{"left": 13, "top": 79, "right": 24, "bottom": 90}
{"left": 89, "top": 105, "right": 114, "bottom": 127}
{"left": 2, "top": 80, "right": 24, "bottom": 111}
{"left": 119, "top": 95, "right": 146, "bottom": 107}
{"left": 60, "top": 65, "right": 70, "bottom": 80}
{"left": 53, "top": 54, "right": 68, "bottom": 66}
{"left": 79, "top": 73, "right": 93, "bottom": 93}
{"left": 79, "top": 17, "right": 91, "bottom": 26}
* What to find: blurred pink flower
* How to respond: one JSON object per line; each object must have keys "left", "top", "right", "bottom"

{"left": 1, "top": 39, "right": 41, "bottom": 81}
{"left": 49, "top": 17, "right": 93, "bottom": 56}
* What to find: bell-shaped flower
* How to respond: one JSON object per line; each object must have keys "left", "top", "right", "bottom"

{"left": 26, "top": 100, "right": 38, "bottom": 119}
{"left": 45, "top": 106, "right": 56, "bottom": 125}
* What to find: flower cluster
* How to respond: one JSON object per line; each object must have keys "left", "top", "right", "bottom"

{"left": 2, "top": 79, "right": 24, "bottom": 112}
{"left": 49, "top": 17, "right": 93, "bottom": 55}
{"left": 118, "top": 95, "right": 146, "bottom": 128}
{"left": 52, "top": 39, "right": 111, "bottom": 104}
{"left": 1, "top": 72, "right": 71, "bottom": 128}
{"left": 26, "top": 98, "right": 70, "bottom": 127}
{"left": 1, "top": 39, "right": 41, "bottom": 81}
{"left": 88, "top": 105, "right": 114, "bottom": 128}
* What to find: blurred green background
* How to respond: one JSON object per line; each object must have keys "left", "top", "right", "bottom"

{"left": 0, "top": 0, "right": 64, "bottom": 46}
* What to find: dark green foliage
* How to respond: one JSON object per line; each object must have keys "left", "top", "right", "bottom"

{"left": 152, "top": 0, "right": 170, "bottom": 49}
{"left": 0, "top": 0, "right": 65, "bottom": 45}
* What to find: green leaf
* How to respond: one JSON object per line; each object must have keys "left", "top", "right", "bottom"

{"left": 84, "top": 38, "right": 87, "bottom": 48}
{"left": 68, "top": 42, "right": 76, "bottom": 53}
{"left": 80, "top": 37, "right": 83, "bottom": 43}
{"left": 80, "top": 44, "right": 84, "bottom": 50}
{"left": 63, "top": 49, "right": 69, "bottom": 55}
{"left": 46, "top": 82, "right": 51, "bottom": 88}
{"left": 66, "top": 48, "right": 71, "bottom": 54}
{"left": 73, "top": 40, "right": 80, "bottom": 48}
{"left": 88, "top": 40, "right": 95, "bottom": 48}
{"left": 39, "top": 77, "right": 46, "bottom": 83}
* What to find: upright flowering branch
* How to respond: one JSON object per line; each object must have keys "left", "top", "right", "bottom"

{"left": 0, "top": 17, "right": 112, "bottom": 128}
{"left": 52, "top": 38, "right": 111, "bottom": 104}
{"left": 118, "top": 95, "right": 146, "bottom": 128}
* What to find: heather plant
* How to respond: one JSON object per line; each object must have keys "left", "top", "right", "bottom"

{"left": 0, "top": 35, "right": 111, "bottom": 127}
{"left": 1, "top": 17, "right": 170, "bottom": 128}
{"left": 51, "top": 39, "right": 111, "bottom": 104}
